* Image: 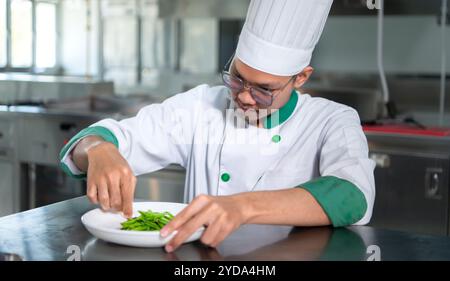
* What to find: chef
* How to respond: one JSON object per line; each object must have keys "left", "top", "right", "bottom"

{"left": 60, "top": 0, "right": 375, "bottom": 253}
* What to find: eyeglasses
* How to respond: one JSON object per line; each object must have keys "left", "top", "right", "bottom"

{"left": 221, "top": 53, "right": 296, "bottom": 107}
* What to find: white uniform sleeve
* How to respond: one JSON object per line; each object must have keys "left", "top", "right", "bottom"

{"left": 300, "top": 107, "right": 376, "bottom": 226}
{"left": 319, "top": 108, "right": 376, "bottom": 225}
{"left": 60, "top": 84, "right": 208, "bottom": 177}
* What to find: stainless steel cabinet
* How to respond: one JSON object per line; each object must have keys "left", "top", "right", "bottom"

{"left": 17, "top": 115, "right": 94, "bottom": 166}
{"left": 367, "top": 133, "right": 450, "bottom": 236}
{"left": 370, "top": 150, "right": 449, "bottom": 235}
{"left": 135, "top": 165, "right": 185, "bottom": 203}
{"left": 15, "top": 114, "right": 97, "bottom": 209}
{"left": 0, "top": 150, "right": 15, "bottom": 217}
{"left": 0, "top": 116, "right": 17, "bottom": 217}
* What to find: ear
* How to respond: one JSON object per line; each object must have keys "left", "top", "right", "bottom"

{"left": 293, "top": 66, "right": 314, "bottom": 89}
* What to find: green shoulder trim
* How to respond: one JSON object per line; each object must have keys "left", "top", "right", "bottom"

{"left": 59, "top": 126, "right": 119, "bottom": 179}
{"left": 263, "top": 89, "right": 298, "bottom": 129}
{"left": 298, "top": 176, "right": 367, "bottom": 227}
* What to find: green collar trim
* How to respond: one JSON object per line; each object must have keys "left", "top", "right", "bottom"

{"left": 263, "top": 90, "right": 298, "bottom": 129}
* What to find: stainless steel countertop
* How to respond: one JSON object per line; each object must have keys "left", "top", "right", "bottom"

{"left": 0, "top": 105, "right": 116, "bottom": 120}
{"left": 0, "top": 95, "right": 167, "bottom": 120}
{"left": 0, "top": 73, "right": 108, "bottom": 83}
{"left": 1, "top": 196, "right": 450, "bottom": 261}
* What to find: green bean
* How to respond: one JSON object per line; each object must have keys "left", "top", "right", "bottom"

{"left": 120, "top": 209, "right": 175, "bottom": 231}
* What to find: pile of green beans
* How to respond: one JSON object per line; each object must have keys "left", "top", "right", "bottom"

{"left": 120, "top": 210, "right": 174, "bottom": 231}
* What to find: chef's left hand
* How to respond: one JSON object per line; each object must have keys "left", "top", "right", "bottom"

{"left": 160, "top": 194, "right": 247, "bottom": 252}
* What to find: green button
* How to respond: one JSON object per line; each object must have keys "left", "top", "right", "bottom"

{"left": 272, "top": 135, "right": 281, "bottom": 143}
{"left": 221, "top": 173, "right": 231, "bottom": 182}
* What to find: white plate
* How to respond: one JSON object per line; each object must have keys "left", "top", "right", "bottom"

{"left": 81, "top": 202, "right": 204, "bottom": 248}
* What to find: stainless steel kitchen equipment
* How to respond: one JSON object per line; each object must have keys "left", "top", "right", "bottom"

{"left": 15, "top": 109, "right": 185, "bottom": 210}
{"left": 0, "top": 252, "right": 23, "bottom": 261}
{"left": 133, "top": 165, "right": 185, "bottom": 204}
{"left": 0, "top": 112, "right": 18, "bottom": 217}
{"left": 159, "top": 0, "right": 446, "bottom": 18}
{"left": 303, "top": 85, "right": 382, "bottom": 123}
{"left": 15, "top": 111, "right": 98, "bottom": 209}
{"left": 0, "top": 93, "right": 186, "bottom": 216}
{"left": 367, "top": 132, "right": 450, "bottom": 236}
{"left": 0, "top": 74, "right": 115, "bottom": 104}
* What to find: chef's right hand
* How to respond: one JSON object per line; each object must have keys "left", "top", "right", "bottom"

{"left": 73, "top": 137, "right": 136, "bottom": 217}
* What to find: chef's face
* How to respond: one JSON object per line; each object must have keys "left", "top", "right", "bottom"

{"left": 230, "top": 58, "right": 313, "bottom": 121}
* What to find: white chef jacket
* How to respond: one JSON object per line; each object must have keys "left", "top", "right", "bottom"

{"left": 60, "top": 84, "right": 376, "bottom": 227}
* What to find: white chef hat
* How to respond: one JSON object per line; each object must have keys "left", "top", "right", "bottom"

{"left": 236, "top": 0, "right": 333, "bottom": 76}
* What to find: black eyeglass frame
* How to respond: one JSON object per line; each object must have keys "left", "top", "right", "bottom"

{"left": 221, "top": 53, "right": 297, "bottom": 107}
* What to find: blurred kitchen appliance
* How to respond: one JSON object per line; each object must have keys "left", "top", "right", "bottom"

{"left": 303, "top": 86, "right": 381, "bottom": 123}
{"left": 158, "top": 0, "right": 446, "bottom": 18}
{"left": 0, "top": 94, "right": 186, "bottom": 214}
{"left": 0, "top": 74, "right": 114, "bottom": 104}
{"left": 134, "top": 165, "right": 185, "bottom": 204}
{"left": 367, "top": 132, "right": 450, "bottom": 236}
{"left": 0, "top": 252, "right": 23, "bottom": 261}
{"left": 16, "top": 113, "right": 97, "bottom": 209}
{"left": 0, "top": 114, "right": 18, "bottom": 216}
{"left": 218, "top": 20, "right": 243, "bottom": 72}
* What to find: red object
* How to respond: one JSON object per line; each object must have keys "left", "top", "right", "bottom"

{"left": 363, "top": 125, "right": 450, "bottom": 137}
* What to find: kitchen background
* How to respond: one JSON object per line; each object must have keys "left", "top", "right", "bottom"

{"left": 0, "top": 0, "right": 449, "bottom": 236}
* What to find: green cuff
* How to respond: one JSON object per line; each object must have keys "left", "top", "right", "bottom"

{"left": 298, "top": 176, "right": 367, "bottom": 227}
{"left": 59, "top": 126, "right": 119, "bottom": 179}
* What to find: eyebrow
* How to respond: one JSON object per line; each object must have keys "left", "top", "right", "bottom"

{"left": 232, "top": 67, "right": 281, "bottom": 89}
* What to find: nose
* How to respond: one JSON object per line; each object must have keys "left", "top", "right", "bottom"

{"left": 236, "top": 88, "right": 257, "bottom": 107}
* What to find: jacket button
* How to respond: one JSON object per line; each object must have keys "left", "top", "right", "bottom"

{"left": 272, "top": 135, "right": 281, "bottom": 143}
{"left": 221, "top": 173, "right": 231, "bottom": 182}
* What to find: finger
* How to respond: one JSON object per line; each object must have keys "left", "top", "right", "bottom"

{"left": 165, "top": 206, "right": 214, "bottom": 252}
{"left": 107, "top": 174, "right": 122, "bottom": 211}
{"left": 199, "top": 218, "right": 222, "bottom": 247}
{"left": 86, "top": 182, "right": 98, "bottom": 204}
{"left": 121, "top": 175, "right": 136, "bottom": 218}
{"left": 97, "top": 181, "right": 110, "bottom": 210}
{"left": 161, "top": 195, "right": 210, "bottom": 237}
